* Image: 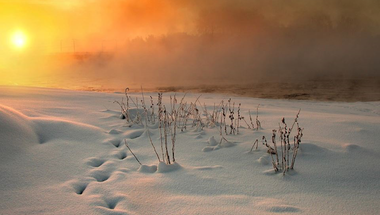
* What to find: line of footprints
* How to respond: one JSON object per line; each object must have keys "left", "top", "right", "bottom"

{"left": 65, "top": 129, "right": 142, "bottom": 213}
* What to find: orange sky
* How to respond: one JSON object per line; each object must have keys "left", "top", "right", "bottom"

{"left": 1, "top": 0, "right": 380, "bottom": 89}
{"left": 0, "top": 0, "right": 196, "bottom": 54}
{"left": 0, "top": 0, "right": 195, "bottom": 86}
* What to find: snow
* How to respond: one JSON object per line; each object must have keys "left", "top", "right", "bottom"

{"left": 0, "top": 85, "right": 379, "bottom": 215}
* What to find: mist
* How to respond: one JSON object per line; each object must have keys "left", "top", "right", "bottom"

{"left": 3, "top": 0, "right": 380, "bottom": 92}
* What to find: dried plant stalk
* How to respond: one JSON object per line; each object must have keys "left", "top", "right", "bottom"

{"left": 250, "top": 139, "right": 259, "bottom": 152}
{"left": 262, "top": 136, "right": 278, "bottom": 171}
{"left": 124, "top": 139, "right": 142, "bottom": 166}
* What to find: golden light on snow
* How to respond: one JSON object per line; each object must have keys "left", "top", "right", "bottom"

{"left": 11, "top": 31, "right": 27, "bottom": 48}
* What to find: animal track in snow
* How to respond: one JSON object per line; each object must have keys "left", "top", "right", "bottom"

{"left": 85, "top": 157, "right": 106, "bottom": 168}
{"left": 70, "top": 181, "right": 90, "bottom": 195}
{"left": 103, "top": 196, "right": 124, "bottom": 209}
{"left": 124, "top": 129, "right": 144, "bottom": 139}
{"left": 107, "top": 138, "right": 122, "bottom": 148}
{"left": 116, "top": 151, "right": 127, "bottom": 160}
{"left": 90, "top": 170, "right": 112, "bottom": 182}
{"left": 92, "top": 194, "right": 127, "bottom": 212}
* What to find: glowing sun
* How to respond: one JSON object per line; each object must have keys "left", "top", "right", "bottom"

{"left": 11, "top": 31, "right": 27, "bottom": 48}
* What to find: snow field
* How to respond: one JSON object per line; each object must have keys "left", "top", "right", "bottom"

{"left": 0, "top": 86, "right": 379, "bottom": 214}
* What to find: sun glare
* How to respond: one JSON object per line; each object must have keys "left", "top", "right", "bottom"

{"left": 11, "top": 31, "right": 27, "bottom": 48}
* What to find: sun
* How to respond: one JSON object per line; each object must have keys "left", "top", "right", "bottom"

{"left": 11, "top": 31, "right": 27, "bottom": 48}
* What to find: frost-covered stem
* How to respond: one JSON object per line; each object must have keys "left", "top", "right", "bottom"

{"left": 163, "top": 107, "right": 171, "bottom": 164}
{"left": 113, "top": 100, "right": 127, "bottom": 118}
{"left": 211, "top": 103, "right": 217, "bottom": 124}
{"left": 141, "top": 86, "right": 152, "bottom": 124}
{"left": 250, "top": 139, "right": 258, "bottom": 152}
{"left": 157, "top": 93, "right": 164, "bottom": 160}
{"left": 291, "top": 125, "right": 303, "bottom": 169}
{"left": 214, "top": 101, "right": 223, "bottom": 124}
{"left": 291, "top": 136, "right": 298, "bottom": 169}
{"left": 272, "top": 129, "right": 279, "bottom": 166}
{"left": 141, "top": 102, "right": 148, "bottom": 127}
{"left": 204, "top": 102, "right": 210, "bottom": 124}
{"left": 181, "top": 103, "right": 193, "bottom": 131}
{"left": 286, "top": 134, "right": 290, "bottom": 171}
{"left": 147, "top": 128, "right": 160, "bottom": 162}
{"left": 263, "top": 136, "right": 278, "bottom": 171}
{"left": 124, "top": 88, "right": 130, "bottom": 122}
{"left": 256, "top": 104, "right": 261, "bottom": 130}
{"left": 194, "top": 105, "right": 204, "bottom": 130}
{"left": 219, "top": 105, "right": 223, "bottom": 137}
{"left": 192, "top": 105, "right": 198, "bottom": 128}
{"left": 124, "top": 139, "right": 141, "bottom": 166}
{"left": 281, "top": 118, "right": 288, "bottom": 174}
{"left": 219, "top": 136, "right": 229, "bottom": 145}
{"left": 196, "top": 100, "right": 209, "bottom": 124}
{"left": 134, "top": 98, "right": 142, "bottom": 124}
{"left": 249, "top": 110, "right": 255, "bottom": 130}
{"left": 186, "top": 95, "right": 202, "bottom": 130}
{"left": 237, "top": 103, "right": 241, "bottom": 134}
{"left": 221, "top": 101, "right": 227, "bottom": 135}
{"left": 171, "top": 114, "right": 177, "bottom": 163}
{"left": 142, "top": 96, "right": 160, "bottom": 162}
{"left": 288, "top": 109, "right": 303, "bottom": 170}
{"left": 242, "top": 117, "right": 251, "bottom": 129}
{"left": 171, "top": 95, "right": 179, "bottom": 163}
{"left": 283, "top": 134, "right": 287, "bottom": 174}
{"left": 228, "top": 100, "right": 235, "bottom": 135}
{"left": 218, "top": 104, "right": 229, "bottom": 145}
{"left": 279, "top": 125, "right": 284, "bottom": 170}
{"left": 150, "top": 96, "right": 155, "bottom": 124}
{"left": 159, "top": 119, "right": 164, "bottom": 159}
{"left": 170, "top": 95, "right": 173, "bottom": 115}
{"left": 289, "top": 109, "right": 301, "bottom": 135}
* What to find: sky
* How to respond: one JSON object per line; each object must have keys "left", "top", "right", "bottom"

{"left": 1, "top": 0, "right": 380, "bottom": 90}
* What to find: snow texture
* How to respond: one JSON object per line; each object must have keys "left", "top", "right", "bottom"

{"left": 0, "top": 86, "right": 379, "bottom": 215}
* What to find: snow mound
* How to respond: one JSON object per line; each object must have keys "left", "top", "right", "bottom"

{"left": 257, "top": 155, "right": 270, "bottom": 165}
{"left": 300, "top": 143, "right": 327, "bottom": 154}
{"left": 220, "top": 140, "right": 235, "bottom": 148}
{"left": 157, "top": 162, "right": 182, "bottom": 173}
{"left": 138, "top": 164, "right": 158, "bottom": 173}
{"left": 124, "top": 129, "right": 144, "bottom": 139}
{"left": 343, "top": 143, "right": 364, "bottom": 153}
{"left": 202, "top": 146, "right": 214, "bottom": 152}
{"left": 208, "top": 136, "right": 218, "bottom": 146}
{"left": 137, "top": 162, "right": 182, "bottom": 173}
{"left": 109, "top": 129, "right": 122, "bottom": 134}
{"left": 203, "top": 136, "right": 235, "bottom": 152}
{"left": 0, "top": 105, "right": 39, "bottom": 157}
{"left": 33, "top": 118, "right": 103, "bottom": 143}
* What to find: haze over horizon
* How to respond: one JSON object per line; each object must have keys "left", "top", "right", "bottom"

{"left": 1, "top": 0, "right": 380, "bottom": 90}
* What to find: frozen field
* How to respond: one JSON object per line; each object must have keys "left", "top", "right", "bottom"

{"left": 0, "top": 86, "right": 379, "bottom": 215}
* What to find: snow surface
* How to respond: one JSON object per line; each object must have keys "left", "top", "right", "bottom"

{"left": 0, "top": 86, "right": 379, "bottom": 215}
